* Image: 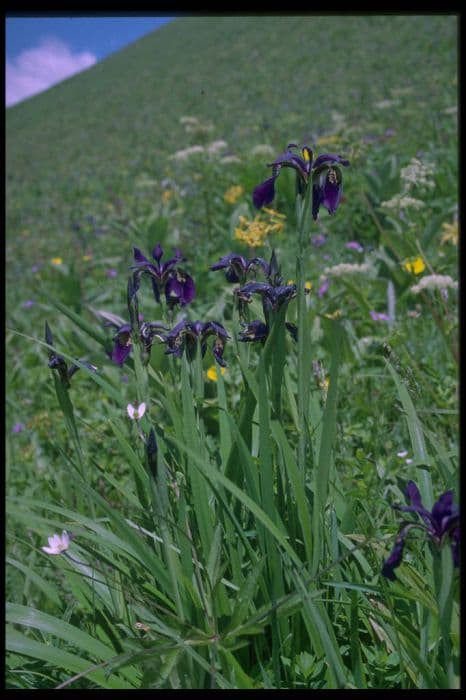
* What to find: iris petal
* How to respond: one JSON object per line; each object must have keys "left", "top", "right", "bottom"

{"left": 253, "top": 176, "right": 277, "bottom": 209}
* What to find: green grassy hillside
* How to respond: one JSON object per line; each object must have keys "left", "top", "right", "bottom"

{"left": 6, "top": 14, "right": 457, "bottom": 274}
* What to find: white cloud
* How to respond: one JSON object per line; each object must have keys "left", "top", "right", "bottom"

{"left": 6, "top": 36, "right": 97, "bottom": 107}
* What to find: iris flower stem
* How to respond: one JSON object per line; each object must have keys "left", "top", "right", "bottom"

{"left": 432, "top": 546, "right": 455, "bottom": 686}
{"left": 296, "top": 180, "right": 313, "bottom": 474}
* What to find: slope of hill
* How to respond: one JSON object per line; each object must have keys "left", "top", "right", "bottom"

{"left": 6, "top": 14, "right": 457, "bottom": 285}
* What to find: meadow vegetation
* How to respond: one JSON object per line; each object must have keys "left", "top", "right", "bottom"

{"left": 5, "top": 15, "right": 459, "bottom": 689}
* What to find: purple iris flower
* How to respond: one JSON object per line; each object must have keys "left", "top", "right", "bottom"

{"left": 131, "top": 243, "right": 195, "bottom": 308}
{"left": 162, "top": 319, "right": 229, "bottom": 366}
{"left": 235, "top": 281, "right": 297, "bottom": 313}
{"left": 210, "top": 253, "right": 268, "bottom": 284}
{"left": 253, "top": 143, "right": 349, "bottom": 220}
{"left": 238, "top": 320, "right": 269, "bottom": 343}
{"left": 108, "top": 319, "right": 166, "bottom": 366}
{"left": 381, "top": 481, "right": 460, "bottom": 580}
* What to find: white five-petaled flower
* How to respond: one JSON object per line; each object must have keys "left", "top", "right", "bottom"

{"left": 127, "top": 402, "right": 146, "bottom": 420}
{"left": 42, "top": 531, "right": 70, "bottom": 555}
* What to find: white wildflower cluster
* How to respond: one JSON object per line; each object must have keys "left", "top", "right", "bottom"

{"left": 322, "top": 262, "right": 372, "bottom": 278}
{"left": 206, "top": 139, "right": 228, "bottom": 155}
{"left": 220, "top": 155, "right": 241, "bottom": 164}
{"left": 380, "top": 194, "right": 425, "bottom": 211}
{"left": 251, "top": 143, "right": 276, "bottom": 158}
{"left": 400, "top": 158, "right": 434, "bottom": 192}
{"left": 170, "top": 145, "right": 206, "bottom": 161}
{"left": 179, "top": 115, "right": 214, "bottom": 134}
{"left": 410, "top": 274, "right": 458, "bottom": 295}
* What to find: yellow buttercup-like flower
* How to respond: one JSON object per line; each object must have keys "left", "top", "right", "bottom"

{"left": 206, "top": 365, "right": 226, "bottom": 382}
{"left": 402, "top": 256, "right": 426, "bottom": 275}
{"left": 224, "top": 185, "right": 244, "bottom": 204}
{"left": 51, "top": 257, "right": 63, "bottom": 266}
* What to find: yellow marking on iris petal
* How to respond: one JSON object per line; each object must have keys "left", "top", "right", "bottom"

{"left": 302, "top": 146, "right": 312, "bottom": 162}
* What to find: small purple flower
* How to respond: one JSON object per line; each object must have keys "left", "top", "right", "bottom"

{"left": 381, "top": 481, "right": 460, "bottom": 580}
{"left": 253, "top": 143, "right": 349, "bottom": 220}
{"left": 161, "top": 319, "right": 229, "bottom": 366}
{"left": 12, "top": 422, "right": 25, "bottom": 433}
{"left": 318, "top": 278, "right": 330, "bottom": 298}
{"left": 21, "top": 300, "right": 35, "bottom": 309}
{"left": 311, "top": 233, "right": 327, "bottom": 248}
{"left": 131, "top": 243, "right": 195, "bottom": 308}
{"left": 31, "top": 264, "right": 41, "bottom": 274}
{"left": 345, "top": 241, "right": 364, "bottom": 252}
{"left": 106, "top": 268, "right": 118, "bottom": 278}
{"left": 370, "top": 311, "right": 391, "bottom": 322}
{"left": 210, "top": 253, "right": 268, "bottom": 284}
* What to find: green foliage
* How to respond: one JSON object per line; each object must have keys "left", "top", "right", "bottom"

{"left": 6, "top": 14, "right": 458, "bottom": 690}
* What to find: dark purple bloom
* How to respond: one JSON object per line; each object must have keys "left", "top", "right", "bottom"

{"left": 238, "top": 320, "right": 269, "bottom": 343}
{"left": 253, "top": 144, "right": 349, "bottom": 220}
{"left": 162, "top": 319, "right": 229, "bottom": 366}
{"left": 111, "top": 322, "right": 133, "bottom": 366}
{"left": 107, "top": 318, "right": 166, "bottom": 367}
{"left": 210, "top": 253, "right": 268, "bottom": 284}
{"left": 235, "top": 281, "right": 297, "bottom": 313}
{"left": 131, "top": 243, "right": 195, "bottom": 308}
{"left": 382, "top": 481, "right": 460, "bottom": 580}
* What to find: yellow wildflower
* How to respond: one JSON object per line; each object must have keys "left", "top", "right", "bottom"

{"left": 51, "top": 257, "right": 63, "bottom": 266}
{"left": 224, "top": 185, "right": 244, "bottom": 204}
{"left": 320, "top": 376, "right": 330, "bottom": 401}
{"left": 206, "top": 365, "right": 226, "bottom": 382}
{"left": 262, "top": 207, "right": 286, "bottom": 234}
{"left": 316, "top": 134, "right": 340, "bottom": 147}
{"left": 162, "top": 189, "right": 174, "bottom": 203}
{"left": 324, "top": 310, "right": 342, "bottom": 320}
{"left": 402, "top": 256, "right": 426, "bottom": 275}
{"left": 82, "top": 254, "right": 92, "bottom": 262}
{"left": 304, "top": 281, "right": 313, "bottom": 291}
{"left": 234, "top": 215, "right": 269, "bottom": 248}
{"left": 440, "top": 221, "right": 458, "bottom": 246}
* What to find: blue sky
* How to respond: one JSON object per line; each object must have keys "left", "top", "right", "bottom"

{"left": 5, "top": 15, "right": 175, "bottom": 107}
